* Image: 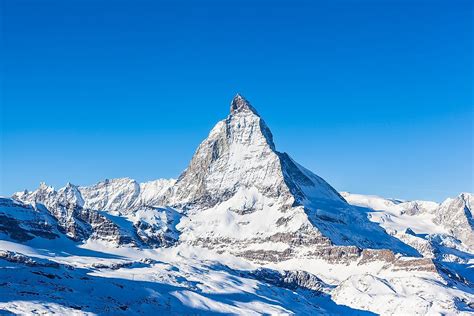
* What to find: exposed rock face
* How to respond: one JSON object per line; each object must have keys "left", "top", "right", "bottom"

{"left": 238, "top": 245, "right": 361, "bottom": 264}
{"left": 247, "top": 268, "right": 330, "bottom": 293}
{"left": 130, "top": 206, "right": 181, "bottom": 247}
{"left": 0, "top": 198, "right": 59, "bottom": 241}
{"left": 166, "top": 95, "right": 298, "bottom": 209}
{"left": 307, "top": 246, "right": 362, "bottom": 263}
{"left": 11, "top": 185, "right": 180, "bottom": 247}
{"left": 230, "top": 93, "right": 260, "bottom": 115}
{"left": 12, "top": 179, "right": 179, "bottom": 247}
{"left": 397, "top": 233, "right": 435, "bottom": 258}
{"left": 13, "top": 184, "right": 133, "bottom": 245}
{"left": 161, "top": 94, "right": 344, "bottom": 210}
{"left": 433, "top": 193, "right": 473, "bottom": 249}
{"left": 359, "top": 249, "right": 436, "bottom": 272}
{"left": 0, "top": 250, "right": 60, "bottom": 268}
{"left": 399, "top": 200, "right": 439, "bottom": 216}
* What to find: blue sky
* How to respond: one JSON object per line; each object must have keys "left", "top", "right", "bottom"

{"left": 1, "top": 0, "right": 472, "bottom": 202}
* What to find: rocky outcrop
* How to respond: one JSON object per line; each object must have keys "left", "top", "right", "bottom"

{"left": 307, "top": 246, "right": 362, "bottom": 263}
{"left": 13, "top": 185, "right": 138, "bottom": 245}
{"left": 433, "top": 193, "right": 473, "bottom": 250}
{"left": 0, "top": 250, "right": 60, "bottom": 268}
{"left": 238, "top": 249, "right": 294, "bottom": 262}
{"left": 0, "top": 198, "right": 59, "bottom": 241}
{"left": 130, "top": 207, "right": 181, "bottom": 247}
{"left": 246, "top": 268, "right": 330, "bottom": 293}
{"left": 11, "top": 182, "right": 179, "bottom": 247}
{"left": 359, "top": 249, "right": 436, "bottom": 272}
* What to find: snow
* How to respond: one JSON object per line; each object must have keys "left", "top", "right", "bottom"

{"left": 333, "top": 274, "right": 473, "bottom": 315}
{"left": 2, "top": 95, "right": 473, "bottom": 315}
{"left": 178, "top": 187, "right": 308, "bottom": 242}
{"left": 342, "top": 192, "right": 472, "bottom": 252}
{"left": 342, "top": 191, "right": 448, "bottom": 251}
{"left": 1, "top": 234, "right": 472, "bottom": 315}
{"left": 0, "top": 239, "right": 374, "bottom": 315}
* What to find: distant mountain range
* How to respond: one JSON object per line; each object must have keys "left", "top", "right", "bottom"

{"left": 1, "top": 95, "right": 472, "bottom": 315}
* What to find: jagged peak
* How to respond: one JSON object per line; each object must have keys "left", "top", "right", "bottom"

{"left": 38, "top": 182, "right": 54, "bottom": 192}
{"left": 65, "top": 182, "right": 78, "bottom": 189}
{"left": 228, "top": 94, "right": 274, "bottom": 149}
{"left": 230, "top": 93, "right": 259, "bottom": 116}
{"left": 459, "top": 192, "right": 473, "bottom": 200}
{"left": 440, "top": 192, "right": 473, "bottom": 206}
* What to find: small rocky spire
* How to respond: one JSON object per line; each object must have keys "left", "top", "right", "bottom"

{"left": 230, "top": 93, "right": 259, "bottom": 116}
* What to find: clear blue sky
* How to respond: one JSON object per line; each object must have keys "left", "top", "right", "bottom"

{"left": 1, "top": 0, "right": 472, "bottom": 202}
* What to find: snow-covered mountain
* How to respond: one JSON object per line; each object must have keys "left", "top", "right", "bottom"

{"left": 1, "top": 95, "right": 473, "bottom": 315}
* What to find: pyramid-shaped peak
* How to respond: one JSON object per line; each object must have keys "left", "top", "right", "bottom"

{"left": 230, "top": 94, "right": 259, "bottom": 116}
{"left": 166, "top": 93, "right": 346, "bottom": 209}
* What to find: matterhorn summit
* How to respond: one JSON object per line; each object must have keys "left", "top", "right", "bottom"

{"left": 166, "top": 93, "right": 344, "bottom": 210}
{"left": 1, "top": 95, "right": 473, "bottom": 315}
{"left": 230, "top": 93, "right": 259, "bottom": 115}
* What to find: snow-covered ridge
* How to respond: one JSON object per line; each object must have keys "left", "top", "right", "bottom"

{"left": 342, "top": 191, "right": 473, "bottom": 251}
{"left": 14, "top": 178, "right": 176, "bottom": 214}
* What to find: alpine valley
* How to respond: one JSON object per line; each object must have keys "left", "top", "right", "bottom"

{"left": 1, "top": 95, "right": 473, "bottom": 315}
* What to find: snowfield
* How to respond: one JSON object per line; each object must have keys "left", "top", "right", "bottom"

{"left": 1, "top": 95, "right": 473, "bottom": 315}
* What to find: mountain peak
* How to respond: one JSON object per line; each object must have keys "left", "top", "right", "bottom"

{"left": 165, "top": 94, "right": 345, "bottom": 210}
{"left": 230, "top": 93, "right": 259, "bottom": 116}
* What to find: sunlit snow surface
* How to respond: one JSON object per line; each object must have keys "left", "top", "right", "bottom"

{"left": 0, "top": 238, "right": 376, "bottom": 315}
{"left": 1, "top": 189, "right": 473, "bottom": 315}
{"left": 1, "top": 212, "right": 473, "bottom": 316}
{"left": 1, "top": 96, "right": 473, "bottom": 315}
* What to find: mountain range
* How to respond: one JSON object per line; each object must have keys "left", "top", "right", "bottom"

{"left": 1, "top": 95, "right": 473, "bottom": 315}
